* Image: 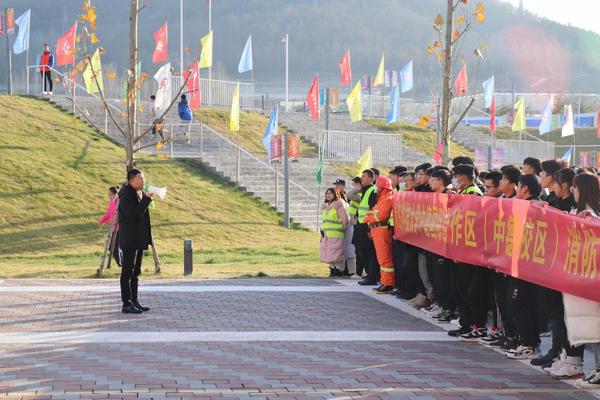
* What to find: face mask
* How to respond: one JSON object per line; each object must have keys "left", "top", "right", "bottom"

{"left": 399, "top": 183, "right": 406, "bottom": 191}
{"left": 451, "top": 178, "right": 460, "bottom": 189}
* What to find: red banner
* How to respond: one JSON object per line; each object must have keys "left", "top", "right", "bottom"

{"left": 454, "top": 64, "right": 468, "bottom": 96}
{"left": 393, "top": 192, "right": 600, "bottom": 302}
{"left": 55, "top": 22, "right": 77, "bottom": 66}
{"left": 339, "top": 50, "right": 352, "bottom": 86}
{"left": 306, "top": 75, "right": 320, "bottom": 121}
{"left": 6, "top": 8, "right": 14, "bottom": 35}
{"left": 152, "top": 22, "right": 168, "bottom": 64}
{"left": 183, "top": 63, "right": 201, "bottom": 110}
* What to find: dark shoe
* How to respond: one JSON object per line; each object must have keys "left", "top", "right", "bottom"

{"left": 374, "top": 285, "right": 394, "bottom": 294}
{"left": 328, "top": 268, "right": 336, "bottom": 277}
{"left": 531, "top": 350, "right": 559, "bottom": 367}
{"left": 395, "top": 290, "right": 416, "bottom": 300}
{"left": 501, "top": 337, "right": 518, "bottom": 351}
{"left": 132, "top": 301, "right": 150, "bottom": 312}
{"left": 358, "top": 280, "right": 377, "bottom": 286}
{"left": 448, "top": 326, "right": 470, "bottom": 337}
{"left": 459, "top": 326, "right": 488, "bottom": 341}
{"left": 122, "top": 304, "right": 143, "bottom": 314}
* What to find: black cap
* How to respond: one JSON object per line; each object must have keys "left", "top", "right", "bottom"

{"left": 333, "top": 179, "right": 346, "bottom": 185}
{"left": 452, "top": 164, "right": 475, "bottom": 178}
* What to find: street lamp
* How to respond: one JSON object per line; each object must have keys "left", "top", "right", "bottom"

{"left": 281, "top": 34, "right": 289, "bottom": 112}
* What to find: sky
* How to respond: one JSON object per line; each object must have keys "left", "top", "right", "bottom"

{"left": 502, "top": 0, "right": 600, "bottom": 34}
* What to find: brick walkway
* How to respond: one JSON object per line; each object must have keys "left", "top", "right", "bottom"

{"left": 0, "top": 279, "right": 597, "bottom": 400}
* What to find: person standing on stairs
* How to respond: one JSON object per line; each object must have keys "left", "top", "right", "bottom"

{"left": 178, "top": 94, "right": 192, "bottom": 144}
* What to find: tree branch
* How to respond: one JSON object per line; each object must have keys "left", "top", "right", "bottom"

{"left": 449, "top": 97, "right": 475, "bottom": 138}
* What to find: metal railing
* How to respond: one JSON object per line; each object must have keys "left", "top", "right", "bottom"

{"left": 169, "top": 76, "right": 255, "bottom": 109}
{"left": 481, "top": 139, "right": 555, "bottom": 165}
{"left": 319, "top": 130, "right": 404, "bottom": 164}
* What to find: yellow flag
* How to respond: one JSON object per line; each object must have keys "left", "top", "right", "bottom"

{"left": 373, "top": 53, "right": 385, "bottom": 87}
{"left": 230, "top": 83, "right": 240, "bottom": 132}
{"left": 83, "top": 49, "right": 104, "bottom": 94}
{"left": 356, "top": 146, "right": 372, "bottom": 177}
{"left": 512, "top": 97, "right": 526, "bottom": 132}
{"left": 199, "top": 31, "right": 213, "bottom": 68}
{"left": 346, "top": 81, "right": 362, "bottom": 122}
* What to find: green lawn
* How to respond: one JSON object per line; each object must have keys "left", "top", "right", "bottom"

{"left": 196, "top": 108, "right": 318, "bottom": 157}
{"left": 0, "top": 96, "right": 323, "bottom": 279}
{"left": 366, "top": 119, "right": 474, "bottom": 159}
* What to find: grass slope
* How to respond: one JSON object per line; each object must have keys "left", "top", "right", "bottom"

{"left": 198, "top": 109, "right": 318, "bottom": 157}
{"left": 0, "top": 96, "right": 322, "bottom": 279}
{"left": 366, "top": 119, "right": 474, "bottom": 159}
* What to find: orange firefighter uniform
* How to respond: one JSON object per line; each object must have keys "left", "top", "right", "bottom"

{"left": 363, "top": 176, "right": 395, "bottom": 290}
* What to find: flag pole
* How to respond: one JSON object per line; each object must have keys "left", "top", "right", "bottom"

{"left": 25, "top": 49, "right": 29, "bottom": 94}
{"left": 179, "top": 0, "right": 184, "bottom": 75}
{"left": 208, "top": 0, "right": 212, "bottom": 106}
{"left": 5, "top": 10, "right": 13, "bottom": 95}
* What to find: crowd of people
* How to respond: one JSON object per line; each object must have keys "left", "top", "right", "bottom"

{"left": 319, "top": 155, "right": 600, "bottom": 388}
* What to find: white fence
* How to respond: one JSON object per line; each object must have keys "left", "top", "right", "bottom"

{"left": 170, "top": 76, "right": 255, "bottom": 109}
{"left": 319, "top": 130, "right": 404, "bottom": 164}
{"left": 477, "top": 139, "right": 555, "bottom": 166}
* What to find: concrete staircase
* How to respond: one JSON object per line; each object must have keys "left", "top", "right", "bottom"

{"left": 277, "top": 111, "right": 431, "bottom": 166}
{"left": 451, "top": 125, "right": 494, "bottom": 150}
{"left": 47, "top": 94, "right": 340, "bottom": 231}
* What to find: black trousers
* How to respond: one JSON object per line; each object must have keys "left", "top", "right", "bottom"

{"left": 493, "top": 272, "right": 514, "bottom": 335}
{"left": 433, "top": 257, "right": 455, "bottom": 311}
{"left": 403, "top": 244, "right": 426, "bottom": 296}
{"left": 120, "top": 249, "right": 143, "bottom": 305}
{"left": 509, "top": 277, "right": 540, "bottom": 347}
{"left": 467, "top": 267, "right": 491, "bottom": 328}
{"left": 542, "top": 287, "right": 584, "bottom": 357}
{"left": 41, "top": 71, "right": 53, "bottom": 92}
{"left": 353, "top": 223, "right": 379, "bottom": 284}
{"left": 112, "top": 231, "right": 122, "bottom": 267}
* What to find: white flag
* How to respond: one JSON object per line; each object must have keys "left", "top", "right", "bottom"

{"left": 561, "top": 104, "right": 574, "bottom": 137}
{"left": 153, "top": 62, "right": 172, "bottom": 113}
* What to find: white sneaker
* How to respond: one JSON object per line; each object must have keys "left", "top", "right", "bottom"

{"left": 576, "top": 369, "right": 600, "bottom": 388}
{"left": 544, "top": 357, "right": 564, "bottom": 374}
{"left": 550, "top": 359, "right": 584, "bottom": 380}
{"left": 506, "top": 345, "right": 539, "bottom": 360}
{"left": 422, "top": 304, "right": 441, "bottom": 315}
{"left": 42, "top": 91, "right": 47, "bottom": 95}
{"left": 349, "top": 274, "right": 362, "bottom": 280}
{"left": 48, "top": 91, "right": 53, "bottom": 95}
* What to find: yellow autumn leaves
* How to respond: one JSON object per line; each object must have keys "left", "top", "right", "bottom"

{"left": 428, "top": 2, "right": 485, "bottom": 60}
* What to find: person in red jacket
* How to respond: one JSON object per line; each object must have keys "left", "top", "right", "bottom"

{"left": 39, "top": 44, "right": 55, "bottom": 95}
{"left": 363, "top": 176, "right": 395, "bottom": 294}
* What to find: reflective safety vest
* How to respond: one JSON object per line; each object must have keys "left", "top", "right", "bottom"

{"left": 321, "top": 207, "right": 344, "bottom": 238}
{"left": 357, "top": 185, "right": 376, "bottom": 223}
{"left": 388, "top": 187, "right": 399, "bottom": 226}
{"left": 460, "top": 184, "right": 483, "bottom": 196}
{"left": 348, "top": 192, "right": 362, "bottom": 217}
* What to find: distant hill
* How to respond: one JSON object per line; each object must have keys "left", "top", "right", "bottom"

{"left": 1, "top": 0, "right": 599, "bottom": 96}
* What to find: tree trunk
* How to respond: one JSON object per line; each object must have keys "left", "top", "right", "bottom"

{"left": 440, "top": 0, "right": 454, "bottom": 165}
{"left": 126, "top": 0, "right": 138, "bottom": 171}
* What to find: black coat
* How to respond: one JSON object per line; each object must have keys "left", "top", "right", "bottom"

{"left": 118, "top": 184, "right": 153, "bottom": 250}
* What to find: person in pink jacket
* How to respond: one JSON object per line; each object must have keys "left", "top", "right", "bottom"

{"left": 319, "top": 188, "right": 349, "bottom": 277}
{"left": 99, "top": 186, "right": 122, "bottom": 267}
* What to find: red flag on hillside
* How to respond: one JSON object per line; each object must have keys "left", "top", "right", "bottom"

{"left": 306, "top": 74, "right": 320, "bottom": 121}
{"left": 597, "top": 108, "right": 600, "bottom": 138}
{"left": 183, "top": 63, "right": 201, "bottom": 109}
{"left": 490, "top": 96, "right": 496, "bottom": 133}
{"left": 433, "top": 142, "right": 442, "bottom": 165}
{"left": 0, "top": 12, "right": 4, "bottom": 37}
{"left": 339, "top": 50, "right": 352, "bottom": 86}
{"left": 454, "top": 64, "right": 468, "bottom": 96}
{"left": 152, "top": 22, "right": 168, "bottom": 64}
{"left": 55, "top": 22, "right": 77, "bottom": 66}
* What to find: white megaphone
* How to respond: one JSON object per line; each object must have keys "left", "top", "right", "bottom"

{"left": 144, "top": 184, "right": 167, "bottom": 200}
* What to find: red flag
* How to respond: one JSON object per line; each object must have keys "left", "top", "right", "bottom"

{"left": 597, "top": 108, "right": 600, "bottom": 139}
{"left": 339, "top": 50, "right": 352, "bottom": 86}
{"left": 55, "top": 22, "right": 77, "bottom": 66}
{"left": 433, "top": 142, "right": 443, "bottom": 165}
{"left": 490, "top": 96, "right": 496, "bottom": 133}
{"left": 306, "top": 75, "right": 320, "bottom": 121}
{"left": 0, "top": 12, "right": 5, "bottom": 37}
{"left": 454, "top": 64, "right": 468, "bottom": 96}
{"left": 183, "top": 63, "right": 201, "bottom": 110}
{"left": 152, "top": 22, "right": 168, "bottom": 64}
{"left": 6, "top": 9, "right": 14, "bottom": 35}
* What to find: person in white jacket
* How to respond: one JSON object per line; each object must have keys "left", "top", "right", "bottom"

{"left": 562, "top": 173, "right": 600, "bottom": 388}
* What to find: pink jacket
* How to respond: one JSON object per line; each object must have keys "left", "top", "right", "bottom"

{"left": 99, "top": 197, "right": 119, "bottom": 231}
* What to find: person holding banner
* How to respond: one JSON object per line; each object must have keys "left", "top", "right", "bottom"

{"left": 563, "top": 173, "right": 600, "bottom": 388}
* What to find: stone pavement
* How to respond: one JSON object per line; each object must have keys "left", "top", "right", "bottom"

{"left": 0, "top": 278, "right": 598, "bottom": 400}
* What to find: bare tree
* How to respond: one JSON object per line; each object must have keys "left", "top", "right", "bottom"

{"left": 428, "top": 0, "right": 486, "bottom": 163}
{"left": 66, "top": 0, "right": 191, "bottom": 170}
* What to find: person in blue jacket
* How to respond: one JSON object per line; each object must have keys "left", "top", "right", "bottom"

{"left": 178, "top": 94, "right": 193, "bottom": 144}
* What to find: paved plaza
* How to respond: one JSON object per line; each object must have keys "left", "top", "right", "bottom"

{"left": 0, "top": 278, "right": 598, "bottom": 400}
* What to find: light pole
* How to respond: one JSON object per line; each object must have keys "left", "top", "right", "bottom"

{"left": 208, "top": 0, "right": 212, "bottom": 106}
{"left": 281, "top": 34, "right": 289, "bottom": 112}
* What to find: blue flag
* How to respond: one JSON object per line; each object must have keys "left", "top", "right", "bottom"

{"left": 482, "top": 76, "right": 494, "bottom": 108}
{"left": 399, "top": 60, "right": 413, "bottom": 93}
{"left": 238, "top": 35, "right": 253, "bottom": 74}
{"left": 13, "top": 9, "right": 31, "bottom": 55}
{"left": 387, "top": 85, "right": 400, "bottom": 124}
{"left": 263, "top": 105, "right": 279, "bottom": 158}
{"left": 561, "top": 146, "right": 573, "bottom": 163}
{"left": 538, "top": 96, "right": 554, "bottom": 135}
